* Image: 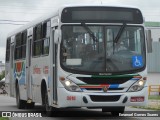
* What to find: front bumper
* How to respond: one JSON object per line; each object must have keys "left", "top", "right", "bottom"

{"left": 57, "top": 86, "right": 148, "bottom": 108}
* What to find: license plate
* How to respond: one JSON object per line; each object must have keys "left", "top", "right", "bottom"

{"left": 130, "top": 96, "right": 144, "bottom": 102}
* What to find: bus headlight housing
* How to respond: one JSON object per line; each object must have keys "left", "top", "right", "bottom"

{"left": 60, "top": 79, "right": 82, "bottom": 92}
{"left": 128, "top": 80, "right": 146, "bottom": 92}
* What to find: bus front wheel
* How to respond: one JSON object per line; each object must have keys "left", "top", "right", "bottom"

{"left": 26, "top": 102, "right": 35, "bottom": 109}
{"left": 102, "top": 106, "right": 125, "bottom": 116}
{"left": 44, "top": 89, "right": 56, "bottom": 117}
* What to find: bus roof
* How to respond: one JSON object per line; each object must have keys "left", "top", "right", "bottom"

{"left": 7, "top": 4, "right": 142, "bottom": 37}
{"left": 7, "top": 9, "right": 59, "bottom": 37}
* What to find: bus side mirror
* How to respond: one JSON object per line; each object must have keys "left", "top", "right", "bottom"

{"left": 54, "top": 29, "right": 61, "bottom": 44}
{"left": 146, "top": 30, "right": 152, "bottom": 53}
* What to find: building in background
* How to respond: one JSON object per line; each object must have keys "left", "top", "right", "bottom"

{"left": 145, "top": 22, "right": 160, "bottom": 72}
{"left": 0, "top": 61, "right": 5, "bottom": 74}
{"left": 145, "top": 22, "right": 160, "bottom": 42}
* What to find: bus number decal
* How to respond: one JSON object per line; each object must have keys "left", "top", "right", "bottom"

{"left": 33, "top": 65, "right": 41, "bottom": 74}
{"left": 67, "top": 96, "right": 76, "bottom": 101}
{"left": 43, "top": 66, "right": 49, "bottom": 74}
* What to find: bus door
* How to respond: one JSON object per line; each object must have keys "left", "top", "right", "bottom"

{"left": 10, "top": 40, "right": 15, "bottom": 97}
{"left": 26, "top": 33, "right": 33, "bottom": 102}
{"left": 51, "top": 17, "right": 59, "bottom": 105}
{"left": 52, "top": 28, "right": 58, "bottom": 104}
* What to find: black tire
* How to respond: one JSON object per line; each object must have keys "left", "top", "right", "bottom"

{"left": 111, "top": 111, "right": 121, "bottom": 116}
{"left": 102, "top": 106, "right": 125, "bottom": 116}
{"left": 26, "top": 102, "right": 35, "bottom": 109}
{"left": 111, "top": 107, "right": 124, "bottom": 116}
{"left": 16, "top": 84, "right": 26, "bottom": 109}
{"left": 44, "top": 89, "right": 55, "bottom": 117}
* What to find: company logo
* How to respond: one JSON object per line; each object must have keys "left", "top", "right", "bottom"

{"left": 16, "top": 62, "right": 23, "bottom": 72}
{"left": 2, "top": 112, "right": 11, "bottom": 117}
{"left": 2, "top": 112, "right": 42, "bottom": 117}
{"left": 15, "top": 61, "right": 24, "bottom": 78}
{"left": 102, "top": 86, "right": 109, "bottom": 92}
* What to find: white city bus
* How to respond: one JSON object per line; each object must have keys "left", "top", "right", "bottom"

{"left": 5, "top": 4, "right": 152, "bottom": 116}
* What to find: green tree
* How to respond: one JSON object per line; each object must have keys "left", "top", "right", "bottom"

{"left": 0, "top": 71, "right": 5, "bottom": 80}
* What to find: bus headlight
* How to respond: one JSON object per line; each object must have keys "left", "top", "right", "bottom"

{"left": 128, "top": 80, "right": 146, "bottom": 92}
{"left": 138, "top": 80, "right": 144, "bottom": 86}
{"left": 65, "top": 80, "right": 71, "bottom": 86}
{"left": 60, "top": 79, "right": 82, "bottom": 92}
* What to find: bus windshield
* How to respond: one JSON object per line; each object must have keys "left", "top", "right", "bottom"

{"left": 61, "top": 25, "right": 145, "bottom": 74}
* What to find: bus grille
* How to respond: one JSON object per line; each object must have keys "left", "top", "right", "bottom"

{"left": 77, "top": 77, "right": 132, "bottom": 84}
{"left": 90, "top": 95, "right": 121, "bottom": 102}
{"left": 85, "top": 88, "right": 124, "bottom": 91}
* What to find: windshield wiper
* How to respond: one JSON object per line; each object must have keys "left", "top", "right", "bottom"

{"left": 113, "top": 23, "right": 126, "bottom": 43}
{"left": 81, "top": 23, "right": 98, "bottom": 42}
{"left": 112, "top": 23, "right": 126, "bottom": 54}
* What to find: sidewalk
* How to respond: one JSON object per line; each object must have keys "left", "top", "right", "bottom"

{"left": 148, "top": 99, "right": 160, "bottom": 110}
{"left": 135, "top": 99, "right": 160, "bottom": 110}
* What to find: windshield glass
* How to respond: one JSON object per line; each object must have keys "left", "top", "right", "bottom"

{"left": 61, "top": 25, "right": 145, "bottom": 74}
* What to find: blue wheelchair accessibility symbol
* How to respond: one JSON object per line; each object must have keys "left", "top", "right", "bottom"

{"left": 132, "top": 56, "right": 143, "bottom": 68}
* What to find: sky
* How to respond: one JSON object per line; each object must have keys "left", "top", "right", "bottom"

{"left": 0, "top": 0, "right": 160, "bottom": 63}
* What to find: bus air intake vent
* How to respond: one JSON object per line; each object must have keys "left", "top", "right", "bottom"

{"left": 90, "top": 95, "right": 121, "bottom": 102}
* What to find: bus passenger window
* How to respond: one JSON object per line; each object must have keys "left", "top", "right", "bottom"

{"left": 15, "top": 33, "right": 22, "bottom": 60}
{"left": 35, "top": 24, "right": 42, "bottom": 40}
{"left": 43, "top": 38, "right": 49, "bottom": 55}
{"left": 14, "top": 31, "right": 27, "bottom": 60}
{"left": 33, "top": 24, "right": 42, "bottom": 56}
{"left": 6, "top": 38, "right": 11, "bottom": 62}
{"left": 42, "top": 21, "right": 50, "bottom": 55}
{"left": 21, "top": 31, "right": 27, "bottom": 58}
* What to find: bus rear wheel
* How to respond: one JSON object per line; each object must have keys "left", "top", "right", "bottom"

{"left": 111, "top": 111, "right": 123, "bottom": 116}
{"left": 16, "top": 84, "right": 26, "bottom": 109}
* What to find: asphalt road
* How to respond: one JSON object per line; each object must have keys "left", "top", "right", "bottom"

{"left": 0, "top": 95, "right": 159, "bottom": 120}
